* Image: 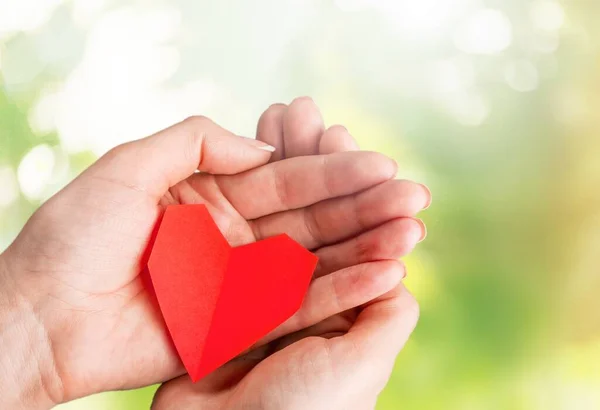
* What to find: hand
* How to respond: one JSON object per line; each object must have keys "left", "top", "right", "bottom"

{"left": 152, "top": 98, "right": 429, "bottom": 409}
{"left": 152, "top": 284, "right": 419, "bottom": 410}
{"left": 0, "top": 101, "right": 428, "bottom": 408}
{"left": 252, "top": 98, "right": 429, "bottom": 346}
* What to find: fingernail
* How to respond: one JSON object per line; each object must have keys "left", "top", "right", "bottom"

{"left": 419, "top": 183, "right": 432, "bottom": 210}
{"left": 414, "top": 218, "right": 427, "bottom": 242}
{"left": 240, "top": 136, "right": 276, "bottom": 152}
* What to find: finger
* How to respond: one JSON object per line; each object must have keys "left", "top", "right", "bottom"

{"left": 341, "top": 283, "right": 419, "bottom": 364}
{"left": 258, "top": 260, "right": 404, "bottom": 345}
{"left": 250, "top": 179, "right": 430, "bottom": 250}
{"left": 256, "top": 103, "right": 287, "bottom": 162}
{"left": 213, "top": 151, "right": 398, "bottom": 220}
{"left": 319, "top": 124, "right": 360, "bottom": 154}
{"left": 85, "top": 116, "right": 275, "bottom": 199}
{"left": 282, "top": 96, "right": 325, "bottom": 157}
{"left": 319, "top": 284, "right": 419, "bottom": 396}
{"left": 314, "top": 217, "right": 425, "bottom": 278}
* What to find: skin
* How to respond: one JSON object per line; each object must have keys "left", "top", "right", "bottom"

{"left": 0, "top": 98, "right": 429, "bottom": 409}
{"left": 153, "top": 98, "right": 428, "bottom": 410}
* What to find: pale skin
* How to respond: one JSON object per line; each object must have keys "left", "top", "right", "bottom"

{"left": 0, "top": 98, "right": 429, "bottom": 409}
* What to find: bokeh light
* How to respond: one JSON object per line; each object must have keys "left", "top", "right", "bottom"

{"left": 530, "top": 0, "right": 565, "bottom": 32}
{"left": 0, "top": 166, "right": 19, "bottom": 207}
{"left": 17, "top": 144, "right": 56, "bottom": 200}
{"left": 504, "top": 60, "right": 539, "bottom": 92}
{"left": 454, "top": 9, "right": 512, "bottom": 55}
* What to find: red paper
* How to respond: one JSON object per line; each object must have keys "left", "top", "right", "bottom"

{"left": 147, "top": 204, "right": 318, "bottom": 382}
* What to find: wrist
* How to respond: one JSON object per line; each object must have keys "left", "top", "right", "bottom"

{"left": 0, "top": 250, "right": 64, "bottom": 409}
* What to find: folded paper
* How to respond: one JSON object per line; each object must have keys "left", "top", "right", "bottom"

{"left": 147, "top": 204, "right": 318, "bottom": 382}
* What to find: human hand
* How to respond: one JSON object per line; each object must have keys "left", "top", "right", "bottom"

{"left": 0, "top": 103, "right": 427, "bottom": 408}
{"left": 153, "top": 284, "right": 419, "bottom": 410}
{"left": 151, "top": 98, "right": 429, "bottom": 409}
{"left": 251, "top": 98, "right": 429, "bottom": 347}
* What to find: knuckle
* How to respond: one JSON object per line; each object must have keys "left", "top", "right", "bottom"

{"left": 320, "top": 155, "right": 336, "bottom": 197}
{"left": 181, "top": 116, "right": 210, "bottom": 165}
{"left": 329, "top": 273, "right": 347, "bottom": 313}
{"left": 272, "top": 165, "right": 292, "bottom": 208}
{"left": 355, "top": 235, "right": 379, "bottom": 261}
{"left": 303, "top": 206, "right": 323, "bottom": 247}
{"left": 103, "top": 141, "right": 133, "bottom": 160}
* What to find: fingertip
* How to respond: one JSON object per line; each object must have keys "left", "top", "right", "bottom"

{"left": 365, "top": 180, "right": 430, "bottom": 220}
{"left": 285, "top": 98, "right": 323, "bottom": 129}
{"left": 419, "top": 183, "right": 432, "bottom": 210}
{"left": 392, "top": 260, "right": 407, "bottom": 283}
{"left": 397, "top": 259, "right": 407, "bottom": 280}
{"left": 397, "top": 284, "right": 420, "bottom": 326}
{"left": 290, "top": 95, "right": 315, "bottom": 105}
{"left": 363, "top": 152, "right": 399, "bottom": 180}
{"left": 329, "top": 124, "right": 348, "bottom": 133}
{"left": 319, "top": 124, "right": 360, "bottom": 154}
{"left": 268, "top": 102, "right": 288, "bottom": 110}
{"left": 284, "top": 96, "right": 324, "bottom": 157}
{"left": 369, "top": 260, "right": 406, "bottom": 295}
{"left": 412, "top": 218, "right": 427, "bottom": 242}
{"left": 397, "top": 217, "right": 426, "bottom": 246}
{"left": 257, "top": 103, "right": 287, "bottom": 126}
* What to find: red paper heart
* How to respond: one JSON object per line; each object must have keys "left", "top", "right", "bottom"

{"left": 147, "top": 204, "right": 318, "bottom": 382}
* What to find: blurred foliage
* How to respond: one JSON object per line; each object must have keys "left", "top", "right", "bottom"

{"left": 1, "top": 0, "right": 600, "bottom": 409}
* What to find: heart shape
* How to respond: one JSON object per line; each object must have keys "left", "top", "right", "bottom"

{"left": 147, "top": 204, "right": 318, "bottom": 381}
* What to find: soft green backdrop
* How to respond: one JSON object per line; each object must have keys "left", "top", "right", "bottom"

{"left": 1, "top": 0, "right": 598, "bottom": 409}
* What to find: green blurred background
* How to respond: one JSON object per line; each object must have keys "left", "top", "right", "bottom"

{"left": 1, "top": 0, "right": 598, "bottom": 408}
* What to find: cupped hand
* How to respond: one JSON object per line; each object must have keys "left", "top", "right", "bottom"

{"left": 151, "top": 98, "right": 429, "bottom": 409}
{"left": 0, "top": 101, "right": 428, "bottom": 407}
{"left": 153, "top": 284, "right": 419, "bottom": 410}
{"left": 252, "top": 98, "right": 429, "bottom": 346}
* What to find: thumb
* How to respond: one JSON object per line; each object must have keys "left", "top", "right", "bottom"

{"left": 332, "top": 284, "right": 419, "bottom": 397}
{"left": 83, "top": 116, "right": 275, "bottom": 199}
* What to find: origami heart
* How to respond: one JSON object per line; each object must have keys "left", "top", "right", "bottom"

{"left": 147, "top": 204, "right": 318, "bottom": 382}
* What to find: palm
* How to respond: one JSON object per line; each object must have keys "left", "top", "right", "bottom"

{"left": 153, "top": 332, "right": 345, "bottom": 410}
{"left": 153, "top": 286, "right": 419, "bottom": 410}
